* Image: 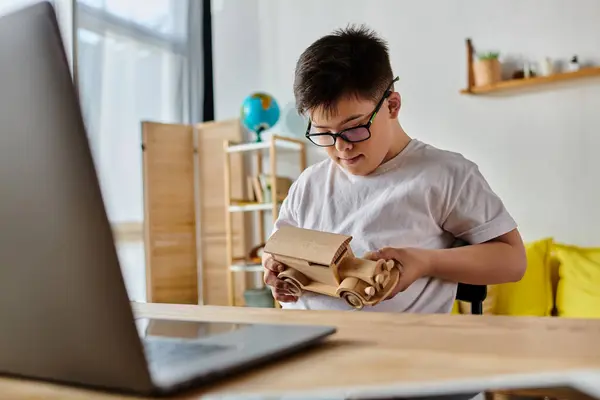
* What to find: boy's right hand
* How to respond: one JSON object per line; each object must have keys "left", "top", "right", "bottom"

{"left": 262, "top": 253, "right": 299, "bottom": 303}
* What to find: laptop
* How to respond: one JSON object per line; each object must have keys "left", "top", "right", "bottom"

{"left": 0, "top": 1, "right": 335, "bottom": 396}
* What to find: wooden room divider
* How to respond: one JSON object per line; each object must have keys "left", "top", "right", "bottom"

{"left": 141, "top": 119, "right": 250, "bottom": 306}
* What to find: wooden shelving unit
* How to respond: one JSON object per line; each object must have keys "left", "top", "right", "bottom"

{"left": 461, "top": 38, "right": 600, "bottom": 95}
{"left": 223, "top": 134, "right": 307, "bottom": 307}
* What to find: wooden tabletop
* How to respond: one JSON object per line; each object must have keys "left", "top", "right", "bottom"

{"left": 2, "top": 302, "right": 600, "bottom": 399}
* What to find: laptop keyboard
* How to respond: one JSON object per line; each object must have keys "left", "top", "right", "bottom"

{"left": 143, "top": 339, "right": 230, "bottom": 367}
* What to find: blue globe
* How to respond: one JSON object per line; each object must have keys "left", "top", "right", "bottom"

{"left": 240, "top": 92, "right": 280, "bottom": 142}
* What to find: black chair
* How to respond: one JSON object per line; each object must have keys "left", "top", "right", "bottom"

{"left": 456, "top": 283, "right": 487, "bottom": 315}
{"left": 450, "top": 238, "right": 487, "bottom": 315}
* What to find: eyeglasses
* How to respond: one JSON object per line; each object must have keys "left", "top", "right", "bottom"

{"left": 305, "top": 76, "right": 399, "bottom": 147}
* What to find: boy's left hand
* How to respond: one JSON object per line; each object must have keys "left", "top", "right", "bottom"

{"left": 364, "top": 247, "right": 433, "bottom": 299}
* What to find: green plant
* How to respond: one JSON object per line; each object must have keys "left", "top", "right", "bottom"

{"left": 477, "top": 51, "right": 500, "bottom": 61}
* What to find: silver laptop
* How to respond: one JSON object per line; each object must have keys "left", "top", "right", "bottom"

{"left": 0, "top": 1, "right": 335, "bottom": 396}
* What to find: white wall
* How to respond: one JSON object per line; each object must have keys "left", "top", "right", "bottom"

{"left": 211, "top": 0, "right": 600, "bottom": 247}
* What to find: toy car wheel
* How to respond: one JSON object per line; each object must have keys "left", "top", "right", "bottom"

{"left": 282, "top": 277, "right": 303, "bottom": 296}
{"left": 279, "top": 269, "right": 308, "bottom": 297}
{"left": 340, "top": 291, "right": 364, "bottom": 310}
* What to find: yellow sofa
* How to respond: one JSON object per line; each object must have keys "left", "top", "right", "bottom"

{"left": 454, "top": 238, "right": 600, "bottom": 318}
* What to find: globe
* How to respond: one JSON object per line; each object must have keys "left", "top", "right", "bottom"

{"left": 240, "top": 92, "right": 280, "bottom": 142}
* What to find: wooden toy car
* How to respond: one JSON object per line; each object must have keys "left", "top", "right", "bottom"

{"left": 263, "top": 226, "right": 401, "bottom": 310}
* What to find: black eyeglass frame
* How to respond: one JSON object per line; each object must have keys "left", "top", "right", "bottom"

{"left": 304, "top": 76, "right": 399, "bottom": 147}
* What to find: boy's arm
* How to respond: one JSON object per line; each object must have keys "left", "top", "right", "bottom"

{"left": 366, "top": 230, "right": 526, "bottom": 295}
{"left": 427, "top": 228, "right": 526, "bottom": 284}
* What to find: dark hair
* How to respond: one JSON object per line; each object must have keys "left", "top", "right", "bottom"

{"left": 293, "top": 24, "right": 394, "bottom": 117}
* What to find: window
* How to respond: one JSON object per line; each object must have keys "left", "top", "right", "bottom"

{"left": 75, "top": 0, "right": 202, "bottom": 302}
{"left": 76, "top": 0, "right": 189, "bottom": 223}
{"left": 79, "top": 0, "right": 186, "bottom": 38}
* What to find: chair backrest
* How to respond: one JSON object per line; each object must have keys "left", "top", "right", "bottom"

{"left": 451, "top": 238, "right": 487, "bottom": 315}
{"left": 456, "top": 283, "right": 487, "bottom": 315}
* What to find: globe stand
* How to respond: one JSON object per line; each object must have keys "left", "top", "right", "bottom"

{"left": 254, "top": 126, "right": 266, "bottom": 143}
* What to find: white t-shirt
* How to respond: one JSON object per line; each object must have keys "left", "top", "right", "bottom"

{"left": 272, "top": 138, "right": 517, "bottom": 313}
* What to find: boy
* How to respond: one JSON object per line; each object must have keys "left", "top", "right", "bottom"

{"left": 263, "top": 25, "right": 526, "bottom": 313}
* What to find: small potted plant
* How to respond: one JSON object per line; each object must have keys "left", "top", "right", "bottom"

{"left": 474, "top": 51, "right": 502, "bottom": 86}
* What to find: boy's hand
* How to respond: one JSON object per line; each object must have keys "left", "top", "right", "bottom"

{"left": 364, "top": 247, "right": 433, "bottom": 299}
{"left": 262, "top": 253, "right": 299, "bottom": 303}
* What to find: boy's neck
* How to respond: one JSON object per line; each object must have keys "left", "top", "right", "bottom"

{"left": 382, "top": 123, "right": 412, "bottom": 165}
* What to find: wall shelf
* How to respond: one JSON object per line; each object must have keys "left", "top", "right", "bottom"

{"left": 461, "top": 66, "right": 600, "bottom": 95}
{"left": 460, "top": 38, "right": 600, "bottom": 96}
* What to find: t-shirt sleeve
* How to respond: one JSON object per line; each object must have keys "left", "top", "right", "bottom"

{"left": 441, "top": 164, "right": 517, "bottom": 244}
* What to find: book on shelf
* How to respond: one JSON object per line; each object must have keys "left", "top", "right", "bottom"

{"left": 257, "top": 174, "right": 293, "bottom": 203}
{"left": 252, "top": 176, "right": 264, "bottom": 203}
{"left": 239, "top": 174, "right": 295, "bottom": 206}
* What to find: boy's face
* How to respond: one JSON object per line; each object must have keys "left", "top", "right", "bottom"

{"left": 308, "top": 91, "right": 401, "bottom": 176}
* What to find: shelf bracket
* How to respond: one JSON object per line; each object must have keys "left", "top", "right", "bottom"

{"left": 465, "top": 38, "right": 475, "bottom": 93}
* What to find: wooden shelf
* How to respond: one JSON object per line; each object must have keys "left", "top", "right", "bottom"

{"left": 229, "top": 262, "right": 263, "bottom": 272}
{"left": 461, "top": 66, "right": 600, "bottom": 95}
{"left": 228, "top": 202, "right": 277, "bottom": 212}
{"left": 226, "top": 135, "right": 304, "bottom": 153}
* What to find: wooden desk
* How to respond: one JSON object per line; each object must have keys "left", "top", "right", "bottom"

{"left": 2, "top": 302, "right": 600, "bottom": 399}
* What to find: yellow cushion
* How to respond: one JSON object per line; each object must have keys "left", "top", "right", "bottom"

{"left": 451, "top": 300, "right": 461, "bottom": 314}
{"left": 554, "top": 243, "right": 600, "bottom": 318}
{"left": 492, "top": 238, "right": 554, "bottom": 316}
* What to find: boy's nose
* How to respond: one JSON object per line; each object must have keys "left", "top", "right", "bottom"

{"left": 335, "top": 137, "right": 353, "bottom": 152}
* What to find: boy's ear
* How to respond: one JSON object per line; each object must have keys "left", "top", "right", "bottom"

{"left": 387, "top": 92, "right": 401, "bottom": 118}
